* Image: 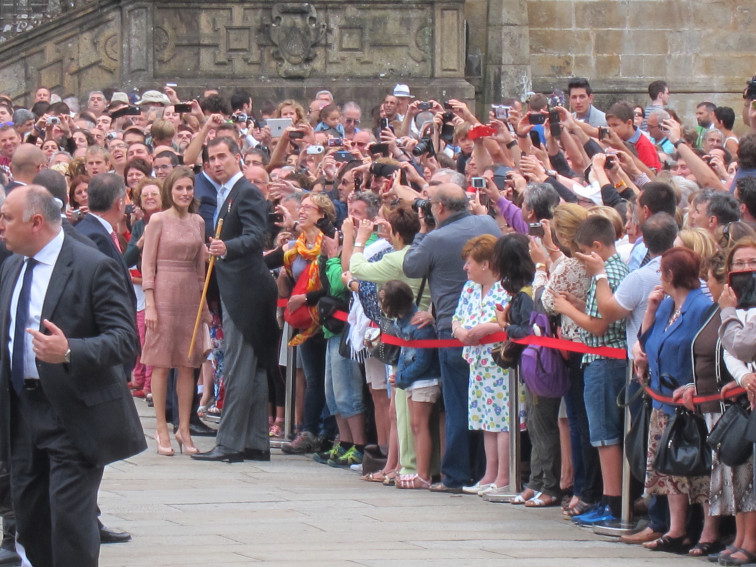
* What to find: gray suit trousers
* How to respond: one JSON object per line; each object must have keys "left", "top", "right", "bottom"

{"left": 215, "top": 300, "right": 269, "bottom": 452}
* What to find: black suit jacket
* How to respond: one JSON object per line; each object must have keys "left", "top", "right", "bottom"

{"left": 73, "top": 213, "right": 136, "bottom": 309}
{"left": 0, "top": 235, "right": 147, "bottom": 467}
{"left": 214, "top": 176, "right": 278, "bottom": 366}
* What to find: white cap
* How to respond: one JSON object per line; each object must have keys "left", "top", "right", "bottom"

{"left": 392, "top": 84, "right": 413, "bottom": 98}
{"left": 136, "top": 90, "right": 170, "bottom": 106}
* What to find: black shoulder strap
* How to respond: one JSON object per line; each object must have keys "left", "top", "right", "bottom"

{"left": 415, "top": 277, "right": 426, "bottom": 307}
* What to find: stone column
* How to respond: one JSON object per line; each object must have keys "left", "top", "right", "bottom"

{"left": 483, "top": 0, "right": 531, "bottom": 105}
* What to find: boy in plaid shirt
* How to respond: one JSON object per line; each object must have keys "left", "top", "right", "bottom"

{"left": 552, "top": 216, "right": 629, "bottom": 525}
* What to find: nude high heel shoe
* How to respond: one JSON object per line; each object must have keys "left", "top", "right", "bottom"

{"left": 174, "top": 431, "right": 199, "bottom": 455}
{"left": 155, "top": 431, "right": 175, "bottom": 456}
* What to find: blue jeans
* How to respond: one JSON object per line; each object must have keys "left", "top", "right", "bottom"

{"left": 324, "top": 335, "right": 365, "bottom": 418}
{"left": 437, "top": 328, "right": 473, "bottom": 488}
{"left": 298, "top": 334, "right": 329, "bottom": 436}
{"left": 583, "top": 358, "right": 627, "bottom": 447}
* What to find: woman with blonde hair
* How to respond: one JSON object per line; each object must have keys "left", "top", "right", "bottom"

{"left": 675, "top": 228, "right": 719, "bottom": 298}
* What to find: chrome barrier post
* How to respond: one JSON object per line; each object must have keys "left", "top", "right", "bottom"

{"left": 483, "top": 364, "right": 521, "bottom": 502}
{"left": 594, "top": 361, "right": 641, "bottom": 536}
{"left": 273, "top": 343, "right": 296, "bottom": 449}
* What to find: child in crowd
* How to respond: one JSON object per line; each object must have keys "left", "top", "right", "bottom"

{"left": 380, "top": 279, "right": 440, "bottom": 490}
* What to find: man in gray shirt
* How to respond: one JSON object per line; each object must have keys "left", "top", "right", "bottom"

{"left": 403, "top": 183, "right": 500, "bottom": 492}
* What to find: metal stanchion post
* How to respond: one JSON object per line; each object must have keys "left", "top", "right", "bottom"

{"left": 593, "top": 362, "right": 641, "bottom": 536}
{"left": 272, "top": 343, "right": 296, "bottom": 449}
{"left": 483, "top": 364, "right": 521, "bottom": 502}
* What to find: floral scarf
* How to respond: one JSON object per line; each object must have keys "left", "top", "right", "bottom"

{"left": 283, "top": 232, "right": 323, "bottom": 346}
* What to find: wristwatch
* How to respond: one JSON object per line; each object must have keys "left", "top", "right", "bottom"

{"left": 64, "top": 347, "right": 71, "bottom": 364}
{"left": 506, "top": 140, "right": 518, "bottom": 149}
{"left": 673, "top": 139, "right": 686, "bottom": 148}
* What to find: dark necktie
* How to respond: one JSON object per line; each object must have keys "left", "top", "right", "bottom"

{"left": 640, "top": 250, "right": 651, "bottom": 267}
{"left": 11, "top": 258, "right": 38, "bottom": 394}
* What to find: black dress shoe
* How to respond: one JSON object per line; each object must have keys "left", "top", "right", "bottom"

{"left": 243, "top": 449, "right": 271, "bottom": 461}
{"left": 99, "top": 525, "right": 132, "bottom": 544}
{"left": 173, "top": 422, "right": 217, "bottom": 437}
{"left": 191, "top": 445, "right": 243, "bottom": 463}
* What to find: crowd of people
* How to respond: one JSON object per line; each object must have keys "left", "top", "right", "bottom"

{"left": 2, "top": 74, "right": 756, "bottom": 564}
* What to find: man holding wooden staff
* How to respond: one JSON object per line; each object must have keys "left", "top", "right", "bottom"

{"left": 192, "top": 137, "right": 278, "bottom": 463}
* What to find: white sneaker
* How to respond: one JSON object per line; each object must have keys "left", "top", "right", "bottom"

{"left": 350, "top": 463, "right": 363, "bottom": 473}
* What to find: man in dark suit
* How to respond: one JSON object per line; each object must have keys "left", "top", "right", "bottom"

{"left": 192, "top": 137, "right": 278, "bottom": 463}
{"left": 73, "top": 173, "right": 134, "bottom": 298}
{"left": 0, "top": 185, "right": 146, "bottom": 566}
{"left": 32, "top": 168, "right": 133, "bottom": 545}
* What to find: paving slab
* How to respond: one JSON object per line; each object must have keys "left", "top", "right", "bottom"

{"left": 98, "top": 407, "right": 696, "bottom": 566}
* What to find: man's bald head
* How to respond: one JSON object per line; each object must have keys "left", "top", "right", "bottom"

{"left": 10, "top": 143, "right": 47, "bottom": 182}
{"left": 434, "top": 183, "right": 467, "bottom": 209}
{"left": 432, "top": 183, "right": 468, "bottom": 224}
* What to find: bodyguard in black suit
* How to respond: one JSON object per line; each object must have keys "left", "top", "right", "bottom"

{"left": 73, "top": 173, "right": 135, "bottom": 307}
{"left": 192, "top": 137, "right": 278, "bottom": 463}
{"left": 0, "top": 186, "right": 146, "bottom": 566}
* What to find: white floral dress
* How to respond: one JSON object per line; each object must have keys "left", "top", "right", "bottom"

{"left": 453, "top": 280, "right": 512, "bottom": 432}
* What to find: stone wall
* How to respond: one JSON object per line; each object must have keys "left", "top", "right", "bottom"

{"left": 525, "top": 0, "right": 754, "bottom": 130}
{"left": 0, "top": 0, "right": 474, "bottom": 113}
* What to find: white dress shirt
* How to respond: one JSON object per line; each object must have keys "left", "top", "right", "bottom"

{"left": 215, "top": 170, "right": 244, "bottom": 221}
{"left": 8, "top": 229, "right": 65, "bottom": 379}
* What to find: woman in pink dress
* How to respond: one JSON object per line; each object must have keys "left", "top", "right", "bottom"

{"left": 142, "top": 166, "right": 209, "bottom": 456}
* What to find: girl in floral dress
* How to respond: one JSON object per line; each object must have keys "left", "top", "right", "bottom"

{"left": 452, "top": 235, "right": 511, "bottom": 496}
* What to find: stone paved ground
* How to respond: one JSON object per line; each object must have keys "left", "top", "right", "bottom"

{"left": 98, "top": 406, "right": 696, "bottom": 566}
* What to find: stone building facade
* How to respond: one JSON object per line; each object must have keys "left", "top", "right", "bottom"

{"left": 0, "top": 0, "right": 753, "bottom": 127}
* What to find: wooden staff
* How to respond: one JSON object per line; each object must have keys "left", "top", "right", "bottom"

{"left": 188, "top": 219, "right": 224, "bottom": 360}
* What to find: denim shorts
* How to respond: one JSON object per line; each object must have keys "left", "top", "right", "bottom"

{"left": 324, "top": 335, "right": 365, "bottom": 418}
{"left": 583, "top": 358, "right": 627, "bottom": 447}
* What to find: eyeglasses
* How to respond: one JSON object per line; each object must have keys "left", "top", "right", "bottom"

{"left": 732, "top": 259, "right": 756, "bottom": 269}
{"left": 634, "top": 112, "right": 643, "bottom": 117}
{"left": 300, "top": 204, "right": 320, "bottom": 213}
{"left": 345, "top": 118, "right": 360, "bottom": 125}
{"left": 0, "top": 121, "right": 14, "bottom": 128}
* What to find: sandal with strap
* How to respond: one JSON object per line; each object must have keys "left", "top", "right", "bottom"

{"left": 689, "top": 540, "right": 724, "bottom": 557}
{"left": 563, "top": 499, "right": 594, "bottom": 518}
{"left": 643, "top": 534, "right": 690, "bottom": 553}
{"left": 361, "top": 470, "right": 388, "bottom": 483}
{"left": 382, "top": 471, "right": 398, "bottom": 487}
{"left": 719, "top": 548, "right": 756, "bottom": 566}
{"left": 395, "top": 474, "right": 432, "bottom": 490}
{"left": 525, "top": 492, "right": 560, "bottom": 507}
{"left": 510, "top": 489, "right": 535, "bottom": 505}
{"left": 709, "top": 544, "right": 738, "bottom": 563}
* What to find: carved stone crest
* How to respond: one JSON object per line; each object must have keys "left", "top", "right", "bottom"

{"left": 268, "top": 3, "right": 326, "bottom": 79}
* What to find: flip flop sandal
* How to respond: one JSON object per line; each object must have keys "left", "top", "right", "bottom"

{"left": 525, "top": 492, "right": 559, "bottom": 507}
